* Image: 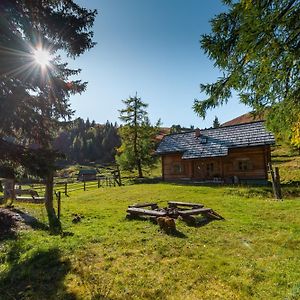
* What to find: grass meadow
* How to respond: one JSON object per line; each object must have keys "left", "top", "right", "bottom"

{"left": 1, "top": 183, "right": 300, "bottom": 299}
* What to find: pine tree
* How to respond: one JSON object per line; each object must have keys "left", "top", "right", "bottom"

{"left": 117, "top": 95, "right": 160, "bottom": 178}
{"left": 0, "top": 1, "right": 97, "bottom": 233}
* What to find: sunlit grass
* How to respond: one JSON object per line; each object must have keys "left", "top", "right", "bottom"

{"left": 1, "top": 183, "right": 300, "bottom": 299}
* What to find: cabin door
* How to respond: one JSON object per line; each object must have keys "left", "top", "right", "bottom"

{"left": 193, "top": 160, "right": 215, "bottom": 180}
{"left": 193, "top": 160, "right": 205, "bottom": 180}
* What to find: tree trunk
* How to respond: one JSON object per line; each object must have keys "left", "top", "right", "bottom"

{"left": 45, "top": 173, "right": 61, "bottom": 234}
{"left": 137, "top": 159, "right": 143, "bottom": 178}
{"left": 3, "top": 178, "right": 15, "bottom": 206}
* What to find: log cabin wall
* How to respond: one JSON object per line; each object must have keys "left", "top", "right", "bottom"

{"left": 162, "top": 145, "right": 271, "bottom": 182}
{"left": 162, "top": 153, "right": 192, "bottom": 180}
{"left": 222, "top": 145, "right": 271, "bottom": 181}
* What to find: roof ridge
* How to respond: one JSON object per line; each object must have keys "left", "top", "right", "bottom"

{"left": 163, "top": 120, "right": 265, "bottom": 137}
{"left": 205, "top": 120, "right": 265, "bottom": 131}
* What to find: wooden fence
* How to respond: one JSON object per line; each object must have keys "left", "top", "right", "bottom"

{"left": 16, "top": 174, "right": 121, "bottom": 198}
{"left": 54, "top": 175, "right": 120, "bottom": 195}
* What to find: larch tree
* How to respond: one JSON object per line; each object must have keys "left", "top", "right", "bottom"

{"left": 193, "top": 0, "right": 299, "bottom": 146}
{"left": 213, "top": 116, "right": 220, "bottom": 128}
{"left": 117, "top": 95, "right": 160, "bottom": 178}
{"left": 0, "top": 0, "right": 97, "bottom": 233}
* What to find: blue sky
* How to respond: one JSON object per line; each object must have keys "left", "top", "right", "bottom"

{"left": 69, "top": 0, "right": 250, "bottom": 128}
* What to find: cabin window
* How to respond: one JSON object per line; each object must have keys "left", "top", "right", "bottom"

{"left": 199, "top": 137, "right": 207, "bottom": 144}
{"left": 173, "top": 163, "right": 184, "bottom": 174}
{"left": 237, "top": 159, "right": 252, "bottom": 171}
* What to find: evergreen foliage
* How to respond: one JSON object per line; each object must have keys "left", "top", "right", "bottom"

{"left": 170, "top": 125, "right": 194, "bottom": 133}
{"left": 53, "top": 118, "right": 120, "bottom": 164}
{"left": 117, "top": 95, "right": 160, "bottom": 177}
{"left": 194, "top": 0, "right": 300, "bottom": 145}
{"left": 0, "top": 0, "right": 97, "bottom": 232}
{"left": 213, "top": 116, "right": 220, "bottom": 128}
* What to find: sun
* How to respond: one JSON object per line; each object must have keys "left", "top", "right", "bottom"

{"left": 34, "top": 48, "right": 51, "bottom": 68}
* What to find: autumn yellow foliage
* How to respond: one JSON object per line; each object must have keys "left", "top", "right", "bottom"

{"left": 291, "top": 120, "right": 300, "bottom": 148}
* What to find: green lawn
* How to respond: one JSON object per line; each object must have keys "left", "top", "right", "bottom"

{"left": 1, "top": 184, "right": 300, "bottom": 299}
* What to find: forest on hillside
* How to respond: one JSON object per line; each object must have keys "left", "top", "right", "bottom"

{"left": 53, "top": 118, "right": 121, "bottom": 165}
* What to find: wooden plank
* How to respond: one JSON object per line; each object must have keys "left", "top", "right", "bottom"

{"left": 168, "top": 201, "right": 204, "bottom": 208}
{"left": 128, "top": 203, "right": 158, "bottom": 209}
{"left": 127, "top": 207, "right": 166, "bottom": 217}
{"left": 178, "top": 208, "right": 212, "bottom": 215}
{"left": 16, "top": 196, "right": 45, "bottom": 202}
{"left": 207, "top": 211, "right": 224, "bottom": 220}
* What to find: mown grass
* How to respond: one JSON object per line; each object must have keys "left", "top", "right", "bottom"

{"left": 1, "top": 183, "right": 300, "bottom": 299}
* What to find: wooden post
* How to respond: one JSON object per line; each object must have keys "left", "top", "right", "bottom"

{"left": 117, "top": 166, "right": 122, "bottom": 186}
{"left": 64, "top": 182, "right": 67, "bottom": 196}
{"left": 106, "top": 177, "right": 108, "bottom": 187}
{"left": 83, "top": 178, "right": 86, "bottom": 191}
{"left": 98, "top": 178, "right": 100, "bottom": 188}
{"left": 57, "top": 191, "right": 61, "bottom": 220}
{"left": 275, "top": 167, "right": 282, "bottom": 200}
{"left": 268, "top": 163, "right": 282, "bottom": 200}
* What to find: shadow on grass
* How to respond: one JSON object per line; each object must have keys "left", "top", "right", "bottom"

{"left": 125, "top": 215, "right": 188, "bottom": 238}
{"left": 167, "top": 229, "right": 187, "bottom": 238}
{"left": 0, "top": 247, "right": 76, "bottom": 300}
{"left": 11, "top": 208, "right": 49, "bottom": 230}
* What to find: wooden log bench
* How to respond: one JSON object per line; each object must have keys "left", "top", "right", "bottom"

{"left": 128, "top": 202, "right": 158, "bottom": 210}
{"left": 178, "top": 208, "right": 224, "bottom": 221}
{"left": 127, "top": 207, "right": 167, "bottom": 217}
{"left": 15, "top": 189, "right": 39, "bottom": 197}
{"left": 16, "top": 196, "right": 45, "bottom": 202}
{"left": 15, "top": 189, "right": 45, "bottom": 203}
{"left": 168, "top": 201, "right": 204, "bottom": 209}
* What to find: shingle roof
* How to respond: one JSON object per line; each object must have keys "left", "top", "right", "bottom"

{"left": 78, "top": 169, "right": 97, "bottom": 175}
{"left": 156, "top": 121, "right": 275, "bottom": 159}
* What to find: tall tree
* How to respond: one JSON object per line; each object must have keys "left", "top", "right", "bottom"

{"left": 117, "top": 95, "right": 160, "bottom": 178}
{"left": 213, "top": 116, "right": 220, "bottom": 128}
{"left": 0, "top": 1, "right": 97, "bottom": 233}
{"left": 193, "top": 0, "right": 300, "bottom": 145}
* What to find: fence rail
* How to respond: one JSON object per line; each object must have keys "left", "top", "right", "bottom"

{"left": 16, "top": 174, "right": 121, "bottom": 197}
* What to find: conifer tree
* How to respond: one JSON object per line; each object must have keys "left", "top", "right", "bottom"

{"left": 117, "top": 95, "right": 160, "bottom": 178}
{"left": 213, "top": 116, "right": 220, "bottom": 128}
{"left": 0, "top": 0, "right": 97, "bottom": 233}
{"left": 194, "top": 0, "right": 299, "bottom": 145}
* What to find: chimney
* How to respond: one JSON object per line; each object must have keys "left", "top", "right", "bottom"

{"left": 195, "top": 128, "right": 201, "bottom": 138}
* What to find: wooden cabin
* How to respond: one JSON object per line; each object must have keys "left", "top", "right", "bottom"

{"left": 156, "top": 121, "right": 275, "bottom": 185}
{"left": 77, "top": 169, "right": 97, "bottom": 181}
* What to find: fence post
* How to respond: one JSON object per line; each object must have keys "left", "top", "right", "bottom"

{"left": 64, "top": 182, "right": 67, "bottom": 195}
{"left": 117, "top": 166, "right": 122, "bottom": 186}
{"left": 98, "top": 178, "right": 100, "bottom": 188}
{"left": 275, "top": 167, "right": 282, "bottom": 200}
{"left": 84, "top": 179, "right": 86, "bottom": 191}
{"left": 57, "top": 191, "right": 61, "bottom": 220}
{"left": 268, "top": 163, "right": 282, "bottom": 200}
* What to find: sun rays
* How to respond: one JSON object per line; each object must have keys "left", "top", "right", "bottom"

{"left": 33, "top": 47, "right": 51, "bottom": 68}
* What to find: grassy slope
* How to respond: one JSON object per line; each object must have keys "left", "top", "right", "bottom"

{"left": 1, "top": 184, "right": 300, "bottom": 300}
{"left": 271, "top": 146, "right": 300, "bottom": 183}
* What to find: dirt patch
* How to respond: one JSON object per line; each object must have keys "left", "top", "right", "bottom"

{"left": 0, "top": 208, "right": 39, "bottom": 238}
